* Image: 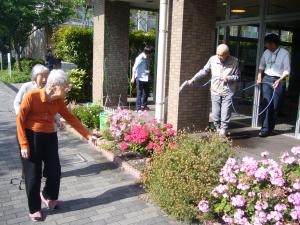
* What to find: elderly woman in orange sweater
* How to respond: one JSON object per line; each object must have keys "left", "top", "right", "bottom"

{"left": 17, "top": 69, "right": 93, "bottom": 221}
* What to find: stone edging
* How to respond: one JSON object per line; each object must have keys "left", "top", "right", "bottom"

{"left": 63, "top": 125, "right": 141, "bottom": 180}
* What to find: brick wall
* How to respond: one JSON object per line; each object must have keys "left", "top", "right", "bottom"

{"left": 166, "top": 0, "right": 216, "bottom": 131}
{"left": 93, "top": 0, "right": 105, "bottom": 104}
{"left": 93, "top": 0, "right": 129, "bottom": 106}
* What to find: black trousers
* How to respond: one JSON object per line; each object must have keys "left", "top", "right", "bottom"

{"left": 22, "top": 129, "right": 61, "bottom": 213}
{"left": 136, "top": 80, "right": 149, "bottom": 110}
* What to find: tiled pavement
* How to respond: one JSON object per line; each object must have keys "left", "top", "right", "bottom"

{"left": 0, "top": 82, "right": 185, "bottom": 225}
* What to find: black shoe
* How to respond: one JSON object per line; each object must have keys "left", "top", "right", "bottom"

{"left": 142, "top": 106, "right": 150, "bottom": 111}
{"left": 259, "top": 131, "right": 269, "bottom": 137}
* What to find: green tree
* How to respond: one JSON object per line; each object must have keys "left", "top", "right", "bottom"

{"left": 0, "top": 0, "right": 74, "bottom": 71}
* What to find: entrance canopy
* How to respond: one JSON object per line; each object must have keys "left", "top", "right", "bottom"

{"left": 113, "top": 0, "right": 159, "bottom": 10}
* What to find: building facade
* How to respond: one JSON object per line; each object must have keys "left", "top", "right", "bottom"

{"left": 93, "top": 0, "right": 300, "bottom": 138}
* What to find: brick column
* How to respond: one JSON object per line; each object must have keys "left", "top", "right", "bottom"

{"left": 166, "top": 0, "right": 216, "bottom": 131}
{"left": 93, "top": 0, "right": 129, "bottom": 106}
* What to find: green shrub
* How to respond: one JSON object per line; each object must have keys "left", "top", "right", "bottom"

{"left": 142, "top": 134, "right": 235, "bottom": 222}
{"left": 13, "top": 58, "right": 45, "bottom": 73}
{"left": 71, "top": 104, "right": 103, "bottom": 129}
{"left": 52, "top": 26, "right": 93, "bottom": 74}
{"left": 100, "top": 128, "right": 114, "bottom": 141}
{"left": 66, "top": 69, "right": 92, "bottom": 103}
{"left": 0, "top": 70, "right": 30, "bottom": 83}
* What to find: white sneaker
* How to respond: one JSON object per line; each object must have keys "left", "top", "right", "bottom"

{"left": 219, "top": 128, "right": 227, "bottom": 138}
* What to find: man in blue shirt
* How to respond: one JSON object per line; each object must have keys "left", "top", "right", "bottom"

{"left": 131, "top": 46, "right": 152, "bottom": 111}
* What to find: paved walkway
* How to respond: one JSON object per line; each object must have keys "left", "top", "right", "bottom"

{"left": 0, "top": 82, "right": 183, "bottom": 225}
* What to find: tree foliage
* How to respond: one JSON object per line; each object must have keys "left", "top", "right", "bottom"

{"left": 0, "top": 0, "right": 75, "bottom": 71}
{"left": 52, "top": 26, "right": 93, "bottom": 74}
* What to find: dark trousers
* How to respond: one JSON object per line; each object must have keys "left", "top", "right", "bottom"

{"left": 23, "top": 129, "right": 61, "bottom": 213}
{"left": 260, "top": 75, "right": 286, "bottom": 133}
{"left": 136, "top": 80, "right": 149, "bottom": 110}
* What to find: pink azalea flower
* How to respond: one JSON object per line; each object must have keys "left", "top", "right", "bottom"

{"left": 248, "top": 192, "right": 256, "bottom": 197}
{"left": 231, "top": 195, "right": 246, "bottom": 207}
{"left": 290, "top": 206, "right": 300, "bottom": 220}
{"left": 165, "top": 123, "right": 173, "bottom": 129}
{"left": 120, "top": 143, "right": 128, "bottom": 152}
{"left": 255, "top": 167, "right": 268, "bottom": 181}
{"left": 237, "top": 183, "right": 250, "bottom": 191}
{"left": 254, "top": 210, "right": 268, "bottom": 224}
{"left": 288, "top": 193, "right": 300, "bottom": 206}
{"left": 280, "top": 152, "right": 296, "bottom": 164}
{"left": 215, "top": 184, "right": 229, "bottom": 194}
{"left": 293, "top": 180, "right": 300, "bottom": 190}
{"left": 274, "top": 203, "right": 287, "bottom": 212}
{"left": 267, "top": 211, "right": 283, "bottom": 221}
{"left": 168, "top": 129, "right": 175, "bottom": 136}
{"left": 198, "top": 200, "right": 209, "bottom": 213}
{"left": 255, "top": 201, "right": 268, "bottom": 211}
{"left": 222, "top": 215, "right": 234, "bottom": 224}
{"left": 240, "top": 157, "right": 258, "bottom": 176}
{"left": 291, "top": 146, "right": 300, "bottom": 155}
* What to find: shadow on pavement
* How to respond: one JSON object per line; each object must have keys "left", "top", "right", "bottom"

{"left": 43, "top": 183, "right": 144, "bottom": 218}
{"left": 61, "top": 162, "right": 119, "bottom": 178}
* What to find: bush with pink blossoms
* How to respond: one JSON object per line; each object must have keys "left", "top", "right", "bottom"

{"left": 122, "top": 120, "right": 176, "bottom": 156}
{"left": 106, "top": 109, "right": 142, "bottom": 140}
{"left": 198, "top": 146, "right": 300, "bottom": 225}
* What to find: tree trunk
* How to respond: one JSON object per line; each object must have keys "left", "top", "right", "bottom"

{"left": 12, "top": 42, "right": 22, "bottom": 72}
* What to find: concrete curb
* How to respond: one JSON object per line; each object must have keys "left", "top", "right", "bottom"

{"left": 64, "top": 125, "right": 142, "bottom": 180}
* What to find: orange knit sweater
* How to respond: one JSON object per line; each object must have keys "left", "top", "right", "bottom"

{"left": 17, "top": 89, "right": 90, "bottom": 149}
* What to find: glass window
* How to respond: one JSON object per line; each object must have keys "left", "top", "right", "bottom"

{"left": 280, "top": 30, "right": 293, "bottom": 43}
{"left": 230, "top": 26, "right": 238, "bottom": 37}
{"left": 217, "top": 26, "right": 226, "bottom": 44}
{"left": 268, "top": 0, "right": 300, "bottom": 15}
{"left": 240, "top": 26, "right": 258, "bottom": 39}
{"left": 217, "top": 0, "right": 227, "bottom": 21}
{"left": 230, "top": 0, "right": 260, "bottom": 19}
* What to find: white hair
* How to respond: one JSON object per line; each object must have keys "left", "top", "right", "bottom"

{"left": 216, "top": 44, "right": 230, "bottom": 54}
{"left": 31, "top": 64, "right": 49, "bottom": 81}
{"left": 46, "top": 69, "right": 69, "bottom": 87}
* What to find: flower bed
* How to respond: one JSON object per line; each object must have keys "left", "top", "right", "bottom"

{"left": 72, "top": 108, "right": 177, "bottom": 172}
{"left": 103, "top": 109, "right": 176, "bottom": 157}
{"left": 199, "top": 147, "right": 300, "bottom": 225}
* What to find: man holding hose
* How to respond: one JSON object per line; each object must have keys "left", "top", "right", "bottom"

{"left": 187, "top": 44, "right": 240, "bottom": 138}
{"left": 257, "top": 33, "right": 290, "bottom": 137}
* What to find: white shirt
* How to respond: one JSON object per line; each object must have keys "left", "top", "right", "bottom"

{"left": 13, "top": 81, "right": 37, "bottom": 115}
{"left": 132, "top": 52, "right": 150, "bottom": 82}
{"left": 259, "top": 47, "right": 290, "bottom": 77}
{"left": 13, "top": 81, "right": 60, "bottom": 131}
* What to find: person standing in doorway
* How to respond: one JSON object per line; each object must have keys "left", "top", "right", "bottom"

{"left": 257, "top": 33, "right": 291, "bottom": 137}
{"left": 45, "top": 49, "right": 55, "bottom": 71}
{"left": 187, "top": 44, "right": 240, "bottom": 138}
{"left": 131, "top": 46, "right": 152, "bottom": 112}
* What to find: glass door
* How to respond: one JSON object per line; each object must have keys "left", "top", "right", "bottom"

{"left": 228, "top": 24, "right": 259, "bottom": 124}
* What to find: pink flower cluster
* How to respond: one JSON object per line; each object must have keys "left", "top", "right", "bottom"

{"left": 199, "top": 147, "right": 300, "bottom": 224}
{"left": 121, "top": 120, "right": 176, "bottom": 155}
{"left": 107, "top": 109, "right": 139, "bottom": 139}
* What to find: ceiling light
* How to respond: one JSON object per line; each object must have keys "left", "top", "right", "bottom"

{"left": 222, "top": 2, "right": 227, "bottom": 6}
{"left": 231, "top": 9, "right": 246, "bottom": 13}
